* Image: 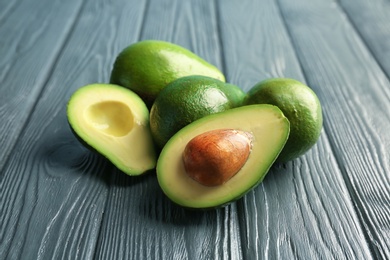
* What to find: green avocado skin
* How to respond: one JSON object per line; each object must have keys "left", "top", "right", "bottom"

{"left": 218, "top": 83, "right": 247, "bottom": 108}
{"left": 110, "top": 40, "right": 226, "bottom": 107}
{"left": 245, "top": 78, "right": 323, "bottom": 162}
{"left": 149, "top": 75, "right": 245, "bottom": 149}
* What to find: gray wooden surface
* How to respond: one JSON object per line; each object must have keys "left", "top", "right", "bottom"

{"left": 0, "top": 0, "right": 389, "bottom": 259}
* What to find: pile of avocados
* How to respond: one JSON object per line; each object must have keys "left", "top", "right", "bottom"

{"left": 67, "top": 40, "right": 323, "bottom": 209}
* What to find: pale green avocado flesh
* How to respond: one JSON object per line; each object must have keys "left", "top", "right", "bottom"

{"left": 67, "top": 84, "right": 157, "bottom": 176}
{"left": 156, "top": 104, "right": 290, "bottom": 209}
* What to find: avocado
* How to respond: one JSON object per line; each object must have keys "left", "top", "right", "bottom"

{"left": 109, "top": 40, "right": 226, "bottom": 106}
{"left": 218, "top": 83, "right": 247, "bottom": 107}
{"left": 67, "top": 84, "right": 157, "bottom": 176}
{"left": 156, "top": 104, "right": 290, "bottom": 209}
{"left": 150, "top": 75, "right": 244, "bottom": 149}
{"left": 245, "top": 78, "right": 322, "bottom": 162}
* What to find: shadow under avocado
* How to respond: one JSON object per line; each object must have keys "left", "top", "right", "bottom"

{"left": 135, "top": 160, "right": 295, "bottom": 226}
{"left": 40, "top": 123, "right": 233, "bottom": 226}
{"left": 37, "top": 126, "right": 117, "bottom": 184}
{"left": 135, "top": 172, "right": 223, "bottom": 226}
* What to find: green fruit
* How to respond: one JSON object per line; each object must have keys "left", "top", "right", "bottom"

{"left": 218, "top": 83, "right": 246, "bottom": 107}
{"left": 110, "top": 40, "right": 225, "bottom": 106}
{"left": 156, "top": 104, "right": 290, "bottom": 209}
{"left": 245, "top": 78, "right": 322, "bottom": 162}
{"left": 67, "top": 84, "right": 157, "bottom": 176}
{"left": 150, "top": 75, "right": 241, "bottom": 148}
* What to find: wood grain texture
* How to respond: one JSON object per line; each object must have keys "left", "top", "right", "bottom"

{"left": 95, "top": 1, "right": 243, "bottom": 259}
{"left": 0, "top": 0, "right": 84, "bottom": 171}
{"left": 96, "top": 172, "right": 242, "bottom": 260}
{"left": 0, "top": 0, "right": 147, "bottom": 258}
{"left": 339, "top": 0, "right": 390, "bottom": 78}
{"left": 217, "top": 0, "right": 373, "bottom": 259}
{"left": 276, "top": 0, "right": 390, "bottom": 258}
{"left": 1, "top": 0, "right": 389, "bottom": 259}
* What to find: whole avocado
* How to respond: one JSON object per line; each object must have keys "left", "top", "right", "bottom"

{"left": 245, "top": 78, "right": 322, "bottom": 162}
{"left": 110, "top": 40, "right": 226, "bottom": 107}
{"left": 149, "top": 75, "right": 243, "bottom": 149}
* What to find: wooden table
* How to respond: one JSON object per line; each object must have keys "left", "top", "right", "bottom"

{"left": 1, "top": 0, "right": 389, "bottom": 259}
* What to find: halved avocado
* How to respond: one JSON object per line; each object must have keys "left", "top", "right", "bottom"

{"left": 156, "top": 104, "right": 290, "bottom": 209}
{"left": 67, "top": 83, "right": 157, "bottom": 176}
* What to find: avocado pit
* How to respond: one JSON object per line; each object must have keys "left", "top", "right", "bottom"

{"left": 182, "top": 129, "right": 253, "bottom": 186}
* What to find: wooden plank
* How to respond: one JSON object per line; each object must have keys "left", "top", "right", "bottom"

{"left": 339, "top": 0, "right": 390, "bottom": 78}
{"left": 0, "top": 0, "right": 84, "bottom": 171}
{"left": 0, "top": 0, "right": 147, "bottom": 259}
{"left": 276, "top": 0, "right": 390, "bottom": 258}
{"left": 0, "top": 1, "right": 18, "bottom": 22}
{"left": 95, "top": 173, "right": 242, "bottom": 260}
{"left": 217, "top": 0, "right": 373, "bottom": 259}
{"left": 95, "top": 1, "right": 243, "bottom": 259}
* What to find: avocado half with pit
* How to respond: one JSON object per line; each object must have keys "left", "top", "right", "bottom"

{"left": 67, "top": 83, "right": 157, "bottom": 176}
{"left": 156, "top": 104, "right": 290, "bottom": 209}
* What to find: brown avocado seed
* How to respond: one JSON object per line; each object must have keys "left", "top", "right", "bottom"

{"left": 182, "top": 129, "right": 253, "bottom": 186}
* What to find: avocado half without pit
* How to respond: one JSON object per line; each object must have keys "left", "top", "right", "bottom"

{"left": 67, "top": 83, "right": 157, "bottom": 176}
{"left": 156, "top": 104, "right": 290, "bottom": 209}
